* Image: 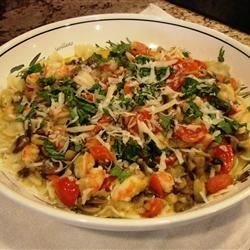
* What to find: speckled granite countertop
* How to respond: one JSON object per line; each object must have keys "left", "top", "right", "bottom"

{"left": 0, "top": 0, "right": 249, "bottom": 46}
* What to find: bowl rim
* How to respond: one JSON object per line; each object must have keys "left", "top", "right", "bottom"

{"left": 0, "top": 13, "right": 249, "bottom": 231}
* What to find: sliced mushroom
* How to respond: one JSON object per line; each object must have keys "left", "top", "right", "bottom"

{"left": 13, "top": 135, "right": 30, "bottom": 153}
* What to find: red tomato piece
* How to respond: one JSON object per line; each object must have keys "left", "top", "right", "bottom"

{"left": 168, "top": 58, "right": 206, "bottom": 91}
{"left": 98, "top": 114, "right": 113, "bottom": 125}
{"left": 123, "top": 82, "right": 133, "bottom": 95}
{"left": 54, "top": 177, "right": 80, "bottom": 208}
{"left": 84, "top": 93, "right": 94, "bottom": 102}
{"left": 126, "top": 110, "right": 152, "bottom": 134}
{"left": 168, "top": 76, "right": 185, "bottom": 91}
{"left": 175, "top": 124, "right": 207, "bottom": 144}
{"left": 138, "top": 110, "right": 152, "bottom": 121}
{"left": 86, "top": 138, "right": 115, "bottom": 162}
{"left": 165, "top": 154, "right": 177, "bottom": 166}
{"left": 212, "top": 144, "right": 234, "bottom": 174}
{"left": 206, "top": 174, "right": 233, "bottom": 194}
{"left": 101, "top": 176, "right": 117, "bottom": 192}
{"left": 149, "top": 174, "right": 165, "bottom": 198}
{"left": 141, "top": 198, "right": 165, "bottom": 218}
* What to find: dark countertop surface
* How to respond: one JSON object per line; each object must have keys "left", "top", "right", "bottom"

{"left": 0, "top": 0, "right": 249, "bottom": 46}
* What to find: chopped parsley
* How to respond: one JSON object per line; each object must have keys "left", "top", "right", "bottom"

{"left": 182, "top": 77, "right": 220, "bottom": 98}
{"left": 159, "top": 113, "right": 173, "bottom": 135}
{"left": 181, "top": 77, "right": 199, "bottom": 97}
{"left": 155, "top": 67, "right": 169, "bottom": 81}
{"left": 107, "top": 40, "right": 131, "bottom": 66}
{"left": 139, "top": 67, "right": 151, "bottom": 78}
{"left": 218, "top": 47, "right": 225, "bottom": 62}
{"left": 15, "top": 104, "right": 24, "bottom": 113}
{"left": 134, "top": 55, "right": 151, "bottom": 65}
{"left": 86, "top": 52, "right": 106, "bottom": 66}
{"left": 112, "top": 138, "right": 142, "bottom": 162}
{"left": 43, "top": 139, "right": 65, "bottom": 160}
{"left": 183, "top": 100, "right": 203, "bottom": 122}
{"left": 89, "top": 83, "right": 106, "bottom": 96}
{"left": 38, "top": 76, "right": 56, "bottom": 85}
{"left": 208, "top": 96, "right": 232, "bottom": 114}
{"left": 110, "top": 166, "right": 131, "bottom": 183}
{"left": 22, "top": 63, "right": 43, "bottom": 79}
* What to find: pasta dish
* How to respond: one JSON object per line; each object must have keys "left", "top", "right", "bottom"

{"left": 0, "top": 40, "right": 249, "bottom": 218}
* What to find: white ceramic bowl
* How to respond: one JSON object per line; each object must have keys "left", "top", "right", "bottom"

{"left": 0, "top": 14, "right": 249, "bottom": 231}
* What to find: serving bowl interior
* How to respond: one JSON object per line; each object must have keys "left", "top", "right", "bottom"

{"left": 0, "top": 14, "right": 249, "bottom": 231}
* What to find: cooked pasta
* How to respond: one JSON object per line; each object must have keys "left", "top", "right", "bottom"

{"left": 0, "top": 40, "right": 249, "bottom": 218}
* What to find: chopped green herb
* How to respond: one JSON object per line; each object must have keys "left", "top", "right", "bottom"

{"left": 29, "top": 52, "right": 41, "bottom": 66}
{"left": 198, "top": 84, "right": 220, "bottom": 97}
{"left": 218, "top": 47, "right": 225, "bottom": 62}
{"left": 139, "top": 67, "right": 151, "bottom": 78}
{"left": 110, "top": 166, "right": 131, "bottom": 182}
{"left": 16, "top": 116, "right": 25, "bottom": 122}
{"left": 107, "top": 40, "right": 131, "bottom": 66}
{"left": 121, "top": 139, "right": 142, "bottom": 162}
{"left": 112, "top": 137, "right": 123, "bottom": 158}
{"left": 184, "top": 100, "right": 203, "bottom": 122}
{"left": 182, "top": 78, "right": 220, "bottom": 98}
{"left": 22, "top": 63, "right": 43, "bottom": 79}
{"left": 134, "top": 55, "right": 150, "bottom": 65}
{"left": 215, "top": 135, "right": 223, "bottom": 144}
{"left": 43, "top": 139, "right": 65, "bottom": 160}
{"left": 159, "top": 113, "right": 173, "bottom": 135}
{"left": 155, "top": 67, "right": 169, "bottom": 81}
{"left": 86, "top": 53, "right": 106, "bottom": 66}
{"left": 37, "top": 89, "right": 51, "bottom": 104}
{"left": 107, "top": 40, "right": 131, "bottom": 54}
{"left": 217, "top": 118, "right": 241, "bottom": 135}
{"left": 119, "top": 95, "right": 134, "bottom": 110}
{"left": 182, "top": 51, "right": 190, "bottom": 58}
{"left": 89, "top": 83, "right": 106, "bottom": 96}
{"left": 15, "top": 104, "right": 24, "bottom": 113}
{"left": 208, "top": 96, "right": 232, "bottom": 114}
{"left": 26, "top": 103, "right": 37, "bottom": 120}
{"left": 181, "top": 77, "right": 199, "bottom": 97}
{"left": 128, "top": 63, "right": 137, "bottom": 76}
{"left": 10, "top": 64, "right": 25, "bottom": 74}
{"left": 208, "top": 113, "right": 216, "bottom": 120}
{"left": 38, "top": 76, "right": 56, "bottom": 85}
{"left": 74, "top": 143, "right": 84, "bottom": 153}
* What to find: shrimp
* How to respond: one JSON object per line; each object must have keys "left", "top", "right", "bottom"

{"left": 44, "top": 64, "right": 77, "bottom": 79}
{"left": 79, "top": 166, "right": 106, "bottom": 195}
{"left": 111, "top": 175, "right": 148, "bottom": 202}
{"left": 24, "top": 73, "right": 41, "bottom": 100}
{"left": 155, "top": 172, "right": 174, "bottom": 193}
{"left": 48, "top": 125, "right": 68, "bottom": 149}
{"left": 26, "top": 73, "right": 41, "bottom": 88}
{"left": 131, "top": 41, "right": 150, "bottom": 56}
{"left": 21, "top": 143, "right": 40, "bottom": 165}
{"left": 74, "top": 152, "right": 95, "bottom": 178}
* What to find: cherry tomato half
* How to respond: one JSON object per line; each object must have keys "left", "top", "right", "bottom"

{"left": 149, "top": 174, "right": 165, "bottom": 198}
{"left": 54, "top": 177, "right": 80, "bottom": 208}
{"left": 101, "top": 176, "right": 117, "bottom": 192}
{"left": 86, "top": 138, "right": 115, "bottom": 162}
{"left": 206, "top": 174, "right": 233, "bottom": 194}
{"left": 165, "top": 154, "right": 177, "bottom": 166}
{"left": 212, "top": 144, "right": 234, "bottom": 174}
{"left": 168, "top": 58, "right": 206, "bottom": 91}
{"left": 175, "top": 124, "right": 207, "bottom": 144}
{"left": 141, "top": 198, "right": 165, "bottom": 218}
